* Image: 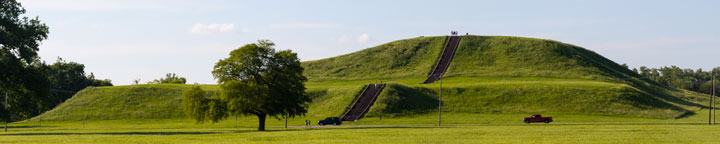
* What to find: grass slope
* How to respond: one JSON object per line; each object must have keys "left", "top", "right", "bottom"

{"left": 304, "top": 35, "right": 708, "bottom": 119}
{"left": 32, "top": 84, "right": 361, "bottom": 121}
{"left": 302, "top": 36, "right": 446, "bottom": 81}
{"left": 32, "top": 35, "right": 710, "bottom": 121}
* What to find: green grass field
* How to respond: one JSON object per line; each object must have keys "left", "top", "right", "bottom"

{"left": 5, "top": 110, "right": 720, "bottom": 143}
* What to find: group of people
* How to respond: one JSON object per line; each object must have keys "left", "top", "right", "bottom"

{"left": 451, "top": 31, "right": 469, "bottom": 36}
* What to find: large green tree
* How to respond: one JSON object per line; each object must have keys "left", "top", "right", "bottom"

{"left": 0, "top": 0, "right": 50, "bottom": 131}
{"left": 183, "top": 40, "right": 309, "bottom": 131}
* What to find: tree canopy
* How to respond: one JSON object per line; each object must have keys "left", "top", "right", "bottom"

{"left": 183, "top": 40, "right": 309, "bottom": 131}
{"left": 630, "top": 65, "right": 719, "bottom": 95}
{"left": 45, "top": 58, "right": 113, "bottom": 104}
{"left": 0, "top": 0, "right": 50, "bottom": 128}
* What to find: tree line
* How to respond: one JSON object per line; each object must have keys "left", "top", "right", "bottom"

{"left": 0, "top": 0, "right": 112, "bottom": 129}
{"left": 625, "top": 64, "right": 719, "bottom": 95}
{"left": 45, "top": 58, "right": 113, "bottom": 104}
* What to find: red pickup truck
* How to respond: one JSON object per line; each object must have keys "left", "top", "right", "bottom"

{"left": 523, "top": 114, "right": 552, "bottom": 124}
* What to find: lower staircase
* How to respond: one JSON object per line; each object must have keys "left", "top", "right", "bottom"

{"left": 341, "top": 84, "right": 386, "bottom": 121}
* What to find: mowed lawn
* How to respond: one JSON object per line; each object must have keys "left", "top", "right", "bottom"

{"left": 3, "top": 111, "right": 720, "bottom": 143}
{"left": 2, "top": 122, "right": 720, "bottom": 143}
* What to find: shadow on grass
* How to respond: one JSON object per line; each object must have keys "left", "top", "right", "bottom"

{"left": 3, "top": 125, "right": 55, "bottom": 128}
{"left": 1, "top": 131, "right": 218, "bottom": 136}
{"left": 1, "top": 125, "right": 437, "bottom": 136}
{"left": 675, "top": 111, "right": 696, "bottom": 119}
{"left": 230, "top": 125, "right": 437, "bottom": 133}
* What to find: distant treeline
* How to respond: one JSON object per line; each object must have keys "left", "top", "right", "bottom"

{"left": 44, "top": 58, "right": 113, "bottom": 105}
{"left": 625, "top": 64, "right": 719, "bottom": 95}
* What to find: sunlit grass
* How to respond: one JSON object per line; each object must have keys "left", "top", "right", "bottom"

{"left": 6, "top": 110, "right": 720, "bottom": 143}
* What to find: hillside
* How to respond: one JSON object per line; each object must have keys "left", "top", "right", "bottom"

{"left": 32, "top": 84, "right": 360, "bottom": 120}
{"left": 32, "top": 35, "right": 710, "bottom": 121}
{"left": 304, "top": 35, "right": 708, "bottom": 118}
{"left": 303, "top": 36, "right": 641, "bottom": 82}
{"left": 302, "top": 36, "right": 446, "bottom": 81}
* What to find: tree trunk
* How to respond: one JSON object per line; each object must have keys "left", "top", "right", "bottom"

{"left": 256, "top": 113, "right": 266, "bottom": 131}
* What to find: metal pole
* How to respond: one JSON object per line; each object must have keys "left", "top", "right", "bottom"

{"left": 710, "top": 69, "right": 716, "bottom": 125}
{"left": 4, "top": 92, "right": 7, "bottom": 132}
{"left": 438, "top": 75, "right": 442, "bottom": 127}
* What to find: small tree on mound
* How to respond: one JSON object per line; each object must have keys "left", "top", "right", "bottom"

{"left": 182, "top": 40, "right": 309, "bottom": 131}
{"left": 149, "top": 73, "right": 187, "bottom": 84}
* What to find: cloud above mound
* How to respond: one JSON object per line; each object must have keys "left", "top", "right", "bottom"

{"left": 190, "top": 23, "right": 236, "bottom": 35}
{"left": 357, "top": 34, "right": 370, "bottom": 42}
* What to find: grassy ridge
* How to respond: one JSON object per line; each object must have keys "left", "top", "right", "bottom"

{"left": 448, "top": 36, "right": 638, "bottom": 81}
{"left": 32, "top": 84, "right": 204, "bottom": 120}
{"left": 33, "top": 84, "right": 363, "bottom": 121}
{"left": 302, "top": 36, "right": 446, "bottom": 81}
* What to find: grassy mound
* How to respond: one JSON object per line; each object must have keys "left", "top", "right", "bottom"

{"left": 32, "top": 84, "right": 360, "bottom": 121}
{"left": 303, "top": 35, "right": 708, "bottom": 119}
{"left": 33, "top": 35, "right": 710, "bottom": 121}
{"left": 32, "top": 84, "right": 206, "bottom": 120}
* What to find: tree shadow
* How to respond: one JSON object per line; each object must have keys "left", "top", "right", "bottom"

{"left": 3, "top": 125, "right": 55, "bottom": 128}
{"left": 675, "top": 111, "right": 696, "bottom": 119}
{"left": 332, "top": 126, "right": 435, "bottom": 130}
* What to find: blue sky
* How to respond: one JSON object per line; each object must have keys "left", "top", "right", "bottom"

{"left": 18, "top": 0, "right": 720, "bottom": 85}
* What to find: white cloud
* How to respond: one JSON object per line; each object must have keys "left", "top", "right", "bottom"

{"left": 189, "top": 24, "right": 237, "bottom": 35}
{"left": 270, "top": 23, "right": 338, "bottom": 29}
{"left": 357, "top": 34, "right": 371, "bottom": 42}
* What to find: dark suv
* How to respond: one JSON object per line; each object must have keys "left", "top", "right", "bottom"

{"left": 318, "top": 117, "right": 342, "bottom": 126}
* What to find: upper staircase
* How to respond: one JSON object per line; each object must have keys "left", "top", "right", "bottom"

{"left": 423, "top": 36, "right": 461, "bottom": 84}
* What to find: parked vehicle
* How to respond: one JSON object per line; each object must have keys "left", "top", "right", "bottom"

{"left": 318, "top": 117, "right": 342, "bottom": 126}
{"left": 523, "top": 114, "right": 552, "bottom": 124}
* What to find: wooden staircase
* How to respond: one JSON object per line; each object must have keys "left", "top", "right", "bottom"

{"left": 341, "top": 84, "right": 386, "bottom": 121}
{"left": 423, "top": 36, "right": 461, "bottom": 84}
